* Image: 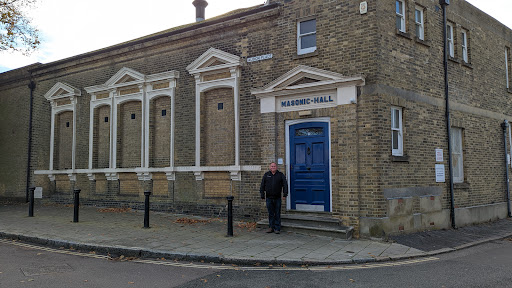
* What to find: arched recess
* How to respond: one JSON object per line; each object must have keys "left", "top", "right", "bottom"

{"left": 43, "top": 82, "right": 81, "bottom": 181}
{"left": 54, "top": 110, "right": 74, "bottom": 170}
{"left": 200, "top": 87, "right": 235, "bottom": 166}
{"left": 186, "top": 48, "right": 242, "bottom": 180}
{"left": 92, "top": 104, "right": 111, "bottom": 169}
{"left": 117, "top": 99, "right": 142, "bottom": 168}
{"left": 149, "top": 95, "right": 171, "bottom": 168}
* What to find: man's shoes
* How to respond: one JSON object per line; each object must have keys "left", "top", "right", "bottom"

{"left": 274, "top": 230, "right": 280, "bottom": 234}
{"left": 266, "top": 228, "right": 274, "bottom": 233}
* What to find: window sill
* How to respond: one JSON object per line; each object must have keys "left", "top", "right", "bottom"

{"left": 391, "top": 155, "right": 409, "bottom": 162}
{"left": 414, "top": 37, "right": 430, "bottom": 47}
{"left": 462, "top": 61, "right": 473, "bottom": 69}
{"left": 294, "top": 50, "right": 319, "bottom": 60}
{"left": 454, "top": 182, "right": 470, "bottom": 189}
{"left": 396, "top": 29, "right": 412, "bottom": 40}
{"left": 448, "top": 57, "right": 460, "bottom": 64}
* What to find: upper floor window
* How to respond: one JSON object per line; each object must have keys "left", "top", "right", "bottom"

{"left": 297, "top": 19, "right": 317, "bottom": 55}
{"left": 451, "top": 127, "right": 464, "bottom": 183}
{"left": 447, "top": 23, "right": 454, "bottom": 58}
{"left": 391, "top": 106, "right": 403, "bottom": 156}
{"left": 461, "top": 29, "right": 468, "bottom": 63}
{"left": 396, "top": 0, "right": 406, "bottom": 33}
{"left": 415, "top": 6, "right": 424, "bottom": 40}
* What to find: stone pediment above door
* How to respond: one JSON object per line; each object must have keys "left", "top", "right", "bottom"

{"left": 252, "top": 65, "right": 365, "bottom": 113}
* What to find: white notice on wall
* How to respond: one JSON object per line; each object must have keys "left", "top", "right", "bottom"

{"left": 435, "top": 164, "right": 445, "bottom": 183}
{"left": 34, "top": 187, "right": 43, "bottom": 199}
{"left": 435, "top": 149, "right": 443, "bottom": 162}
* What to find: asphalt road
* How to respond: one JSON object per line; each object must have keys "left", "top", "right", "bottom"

{"left": 1, "top": 238, "right": 512, "bottom": 288}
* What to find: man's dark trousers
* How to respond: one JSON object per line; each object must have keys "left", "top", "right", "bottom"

{"left": 266, "top": 198, "right": 282, "bottom": 231}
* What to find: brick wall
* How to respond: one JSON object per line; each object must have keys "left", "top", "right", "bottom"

{"left": 93, "top": 105, "right": 111, "bottom": 168}
{"left": 117, "top": 101, "right": 142, "bottom": 168}
{"left": 54, "top": 111, "right": 73, "bottom": 170}
{"left": 201, "top": 88, "right": 235, "bottom": 166}
{"left": 149, "top": 96, "right": 171, "bottom": 167}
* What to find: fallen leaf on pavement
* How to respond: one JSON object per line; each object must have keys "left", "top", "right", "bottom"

{"left": 128, "top": 282, "right": 135, "bottom": 284}
{"left": 97, "top": 207, "right": 132, "bottom": 213}
{"left": 201, "top": 279, "right": 208, "bottom": 283}
{"left": 349, "top": 279, "right": 355, "bottom": 283}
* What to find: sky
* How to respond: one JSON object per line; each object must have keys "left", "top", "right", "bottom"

{"left": 0, "top": 0, "right": 511, "bottom": 73}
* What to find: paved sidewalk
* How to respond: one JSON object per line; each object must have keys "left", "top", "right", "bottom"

{"left": 1, "top": 203, "right": 511, "bottom": 265}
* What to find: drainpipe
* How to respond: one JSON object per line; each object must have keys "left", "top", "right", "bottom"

{"left": 440, "top": 0, "right": 456, "bottom": 229}
{"left": 502, "top": 120, "right": 512, "bottom": 217}
{"left": 26, "top": 79, "right": 36, "bottom": 202}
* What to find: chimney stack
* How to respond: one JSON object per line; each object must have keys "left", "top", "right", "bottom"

{"left": 193, "top": 0, "right": 208, "bottom": 22}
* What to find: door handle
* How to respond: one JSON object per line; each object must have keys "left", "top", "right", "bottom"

{"left": 307, "top": 147, "right": 311, "bottom": 155}
{"left": 307, "top": 167, "right": 311, "bottom": 170}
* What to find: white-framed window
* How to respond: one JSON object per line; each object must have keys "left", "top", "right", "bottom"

{"left": 391, "top": 107, "right": 403, "bottom": 156}
{"left": 507, "top": 47, "right": 511, "bottom": 89}
{"left": 297, "top": 19, "right": 316, "bottom": 55}
{"left": 415, "top": 6, "right": 424, "bottom": 40}
{"left": 451, "top": 127, "right": 464, "bottom": 183}
{"left": 461, "top": 29, "right": 468, "bottom": 63}
{"left": 447, "top": 23, "right": 454, "bottom": 58}
{"left": 396, "top": 0, "right": 406, "bottom": 32}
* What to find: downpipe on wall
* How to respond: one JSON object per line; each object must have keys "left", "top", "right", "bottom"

{"left": 502, "top": 120, "right": 512, "bottom": 218}
{"left": 440, "top": 0, "right": 456, "bottom": 229}
{"left": 26, "top": 79, "right": 36, "bottom": 202}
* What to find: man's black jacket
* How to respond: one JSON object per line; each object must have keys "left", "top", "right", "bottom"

{"left": 260, "top": 170, "right": 288, "bottom": 199}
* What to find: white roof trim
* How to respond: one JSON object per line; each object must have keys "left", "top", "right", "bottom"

{"left": 251, "top": 65, "right": 365, "bottom": 98}
{"left": 85, "top": 67, "right": 179, "bottom": 94}
{"left": 44, "top": 82, "right": 81, "bottom": 101}
{"left": 105, "top": 67, "right": 145, "bottom": 87}
{"left": 186, "top": 47, "right": 241, "bottom": 74}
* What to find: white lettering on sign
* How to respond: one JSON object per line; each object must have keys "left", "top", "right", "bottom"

{"left": 281, "top": 96, "right": 334, "bottom": 108}
{"left": 247, "top": 54, "right": 273, "bottom": 63}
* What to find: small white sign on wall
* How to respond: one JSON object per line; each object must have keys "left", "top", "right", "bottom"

{"left": 436, "top": 149, "right": 444, "bottom": 162}
{"left": 435, "top": 164, "right": 445, "bottom": 183}
{"left": 34, "top": 187, "right": 43, "bottom": 199}
{"left": 360, "top": 1, "right": 368, "bottom": 14}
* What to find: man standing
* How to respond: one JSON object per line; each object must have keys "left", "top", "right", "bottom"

{"left": 260, "top": 162, "right": 288, "bottom": 234}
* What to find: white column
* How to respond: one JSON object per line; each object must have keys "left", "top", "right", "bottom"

{"left": 49, "top": 107, "right": 55, "bottom": 171}
{"left": 195, "top": 75, "right": 201, "bottom": 168}
{"left": 88, "top": 100, "right": 95, "bottom": 170}
{"left": 170, "top": 81, "right": 176, "bottom": 168}
{"left": 111, "top": 91, "right": 118, "bottom": 169}
{"left": 71, "top": 97, "right": 77, "bottom": 170}
{"left": 144, "top": 85, "right": 151, "bottom": 169}
{"left": 232, "top": 68, "right": 240, "bottom": 167}
{"left": 140, "top": 85, "right": 146, "bottom": 168}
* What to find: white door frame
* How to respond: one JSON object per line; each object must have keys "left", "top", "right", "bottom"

{"left": 285, "top": 117, "right": 332, "bottom": 212}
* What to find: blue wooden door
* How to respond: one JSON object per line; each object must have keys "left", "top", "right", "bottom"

{"left": 290, "top": 122, "right": 330, "bottom": 212}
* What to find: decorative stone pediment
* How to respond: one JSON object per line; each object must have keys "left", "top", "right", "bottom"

{"left": 252, "top": 65, "right": 365, "bottom": 113}
{"left": 44, "top": 82, "right": 81, "bottom": 104}
{"left": 187, "top": 48, "right": 241, "bottom": 76}
{"left": 105, "top": 67, "right": 145, "bottom": 87}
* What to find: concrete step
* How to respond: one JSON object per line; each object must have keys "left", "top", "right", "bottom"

{"left": 257, "top": 214, "right": 353, "bottom": 240}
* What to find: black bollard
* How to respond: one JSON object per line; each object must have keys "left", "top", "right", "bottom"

{"left": 143, "top": 191, "right": 151, "bottom": 229}
{"left": 226, "top": 196, "right": 234, "bottom": 237}
{"left": 28, "top": 187, "right": 35, "bottom": 217}
{"left": 73, "top": 189, "right": 81, "bottom": 223}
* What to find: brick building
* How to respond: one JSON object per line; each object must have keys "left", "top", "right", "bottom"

{"left": 1, "top": 0, "right": 512, "bottom": 238}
